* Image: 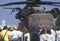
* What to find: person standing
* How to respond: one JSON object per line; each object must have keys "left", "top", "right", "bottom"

{"left": 24, "top": 31, "right": 30, "bottom": 41}
{"left": 50, "top": 27, "right": 55, "bottom": 41}
{"left": 56, "top": 27, "right": 60, "bottom": 41}
{"left": 9, "top": 26, "right": 21, "bottom": 41}
{"left": 17, "top": 28, "right": 23, "bottom": 41}
{"left": 40, "top": 29, "right": 47, "bottom": 41}
{"left": 46, "top": 29, "right": 54, "bottom": 41}
{"left": 40, "top": 29, "right": 54, "bottom": 41}
{"left": 1, "top": 26, "right": 10, "bottom": 41}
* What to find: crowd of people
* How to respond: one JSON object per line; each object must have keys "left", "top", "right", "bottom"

{"left": 0, "top": 26, "right": 28, "bottom": 41}
{"left": 0, "top": 26, "right": 60, "bottom": 41}
{"left": 39, "top": 26, "right": 60, "bottom": 41}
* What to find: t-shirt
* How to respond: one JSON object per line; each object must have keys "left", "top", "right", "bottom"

{"left": 56, "top": 30, "right": 60, "bottom": 37}
{"left": 40, "top": 34, "right": 47, "bottom": 41}
{"left": 56, "top": 31, "right": 60, "bottom": 41}
{"left": 51, "top": 29, "right": 55, "bottom": 41}
{"left": 24, "top": 33, "right": 30, "bottom": 41}
{"left": 40, "top": 34, "right": 53, "bottom": 41}
{"left": 17, "top": 31, "right": 23, "bottom": 37}
{"left": 10, "top": 30, "right": 22, "bottom": 40}
{"left": 51, "top": 29, "right": 55, "bottom": 36}
{"left": 46, "top": 34, "right": 53, "bottom": 41}
{"left": 1, "top": 30, "right": 10, "bottom": 41}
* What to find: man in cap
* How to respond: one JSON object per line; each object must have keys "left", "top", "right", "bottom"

{"left": 9, "top": 26, "right": 21, "bottom": 41}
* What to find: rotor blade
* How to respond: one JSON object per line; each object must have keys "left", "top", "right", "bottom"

{"left": 0, "top": 1, "right": 60, "bottom": 6}
{"left": 3, "top": 7, "right": 21, "bottom": 11}
{"left": 3, "top": 8, "right": 15, "bottom": 9}
{"left": 49, "top": 4, "right": 60, "bottom": 7}
{"left": 40, "top": 1, "right": 60, "bottom": 4}
{"left": 0, "top": 1, "right": 33, "bottom": 6}
{"left": 44, "top": 4, "right": 60, "bottom": 7}
{"left": 3, "top": 5, "right": 60, "bottom": 10}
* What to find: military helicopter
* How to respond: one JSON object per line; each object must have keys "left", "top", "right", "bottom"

{"left": 0, "top": 0, "right": 60, "bottom": 31}
{"left": 0, "top": 0, "right": 60, "bottom": 41}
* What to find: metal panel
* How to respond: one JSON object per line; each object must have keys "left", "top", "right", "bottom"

{"left": 28, "top": 13, "right": 54, "bottom": 29}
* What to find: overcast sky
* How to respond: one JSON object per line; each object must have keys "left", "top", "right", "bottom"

{"left": 0, "top": 0, "right": 60, "bottom": 26}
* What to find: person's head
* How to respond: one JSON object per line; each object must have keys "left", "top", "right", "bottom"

{"left": 40, "top": 29, "right": 44, "bottom": 34}
{"left": 40, "top": 29, "right": 48, "bottom": 34}
{"left": 0, "top": 29, "right": 2, "bottom": 32}
{"left": 47, "top": 29, "right": 51, "bottom": 34}
{"left": 3, "top": 26, "right": 7, "bottom": 30}
{"left": 39, "top": 28, "right": 42, "bottom": 32}
{"left": 58, "top": 26, "right": 60, "bottom": 30}
{"left": 10, "top": 27, "right": 13, "bottom": 31}
{"left": 8, "top": 28, "right": 11, "bottom": 31}
{"left": 44, "top": 29, "right": 48, "bottom": 34}
{"left": 49, "top": 26, "right": 53, "bottom": 30}
{"left": 13, "top": 26, "right": 18, "bottom": 30}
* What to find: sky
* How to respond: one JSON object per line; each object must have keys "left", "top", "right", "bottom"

{"left": 0, "top": 0, "right": 60, "bottom": 26}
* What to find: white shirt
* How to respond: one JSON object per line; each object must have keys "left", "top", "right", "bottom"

{"left": 40, "top": 34, "right": 47, "bottom": 41}
{"left": 17, "top": 30, "right": 23, "bottom": 37}
{"left": 51, "top": 29, "right": 55, "bottom": 41}
{"left": 51, "top": 29, "right": 55, "bottom": 36}
{"left": 24, "top": 33, "right": 30, "bottom": 41}
{"left": 17, "top": 30, "right": 23, "bottom": 41}
{"left": 40, "top": 34, "right": 53, "bottom": 41}
{"left": 56, "top": 30, "right": 60, "bottom": 41}
{"left": 56, "top": 30, "right": 60, "bottom": 37}
{"left": 10, "top": 30, "right": 21, "bottom": 39}
{"left": 46, "top": 34, "right": 53, "bottom": 41}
